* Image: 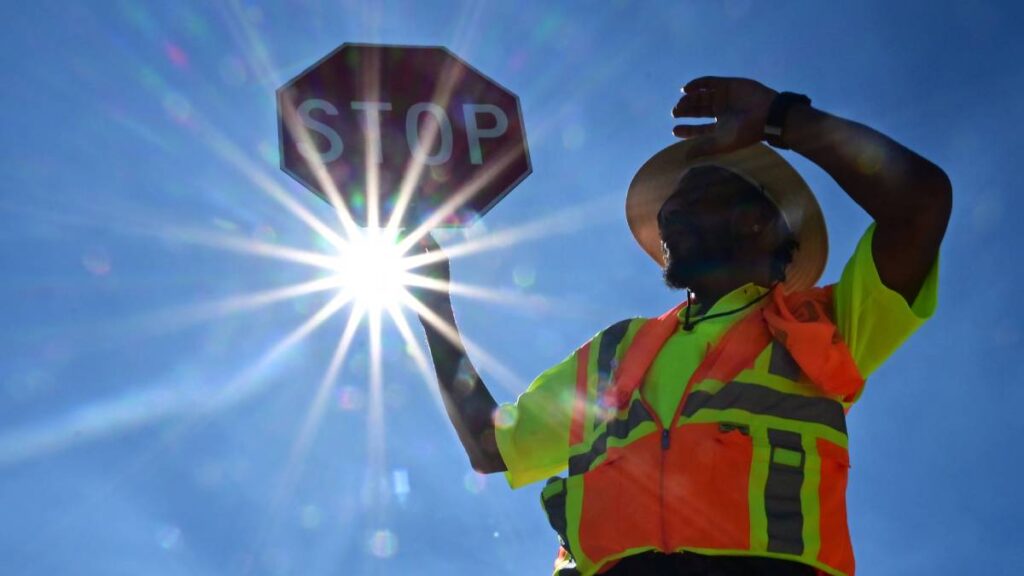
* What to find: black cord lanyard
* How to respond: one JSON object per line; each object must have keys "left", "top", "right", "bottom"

{"left": 682, "top": 283, "right": 778, "bottom": 332}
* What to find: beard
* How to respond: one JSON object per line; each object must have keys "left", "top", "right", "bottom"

{"left": 661, "top": 227, "right": 735, "bottom": 290}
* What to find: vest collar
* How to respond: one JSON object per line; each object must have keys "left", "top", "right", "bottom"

{"left": 678, "top": 283, "right": 770, "bottom": 323}
{"left": 605, "top": 284, "right": 864, "bottom": 410}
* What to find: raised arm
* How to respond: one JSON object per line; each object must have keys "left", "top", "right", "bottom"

{"left": 409, "top": 235, "right": 506, "bottom": 474}
{"left": 672, "top": 76, "right": 952, "bottom": 304}
{"left": 781, "top": 104, "right": 950, "bottom": 304}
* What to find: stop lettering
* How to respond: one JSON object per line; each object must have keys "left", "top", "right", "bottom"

{"left": 277, "top": 43, "right": 531, "bottom": 228}
{"left": 296, "top": 99, "right": 509, "bottom": 167}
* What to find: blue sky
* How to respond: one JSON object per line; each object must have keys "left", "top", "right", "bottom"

{"left": 1, "top": 1, "right": 1022, "bottom": 575}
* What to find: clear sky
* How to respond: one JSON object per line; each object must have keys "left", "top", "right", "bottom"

{"left": 1, "top": 1, "right": 1022, "bottom": 575}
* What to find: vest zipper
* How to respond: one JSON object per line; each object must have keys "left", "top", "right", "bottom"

{"left": 637, "top": 395, "right": 669, "bottom": 551}
{"left": 639, "top": 367, "right": 703, "bottom": 553}
{"left": 653, "top": 370, "right": 703, "bottom": 554}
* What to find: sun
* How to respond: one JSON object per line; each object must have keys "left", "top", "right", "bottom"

{"left": 330, "top": 227, "right": 413, "bottom": 312}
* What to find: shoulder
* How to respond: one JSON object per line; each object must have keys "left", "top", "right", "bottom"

{"left": 577, "top": 318, "right": 645, "bottom": 349}
{"left": 584, "top": 317, "right": 646, "bottom": 369}
{"left": 599, "top": 318, "right": 639, "bottom": 341}
{"left": 597, "top": 317, "right": 647, "bottom": 346}
{"left": 828, "top": 223, "right": 938, "bottom": 379}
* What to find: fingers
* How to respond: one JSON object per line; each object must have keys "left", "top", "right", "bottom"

{"left": 672, "top": 123, "right": 716, "bottom": 138}
{"left": 412, "top": 232, "right": 451, "bottom": 271}
{"left": 418, "top": 232, "right": 438, "bottom": 250}
{"left": 682, "top": 76, "right": 726, "bottom": 94}
{"left": 413, "top": 231, "right": 443, "bottom": 254}
{"left": 676, "top": 76, "right": 725, "bottom": 118}
{"left": 673, "top": 78, "right": 723, "bottom": 140}
{"left": 671, "top": 92, "right": 714, "bottom": 118}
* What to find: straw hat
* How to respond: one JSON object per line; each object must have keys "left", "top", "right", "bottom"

{"left": 625, "top": 139, "right": 828, "bottom": 292}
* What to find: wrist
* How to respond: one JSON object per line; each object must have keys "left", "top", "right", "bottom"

{"left": 417, "top": 294, "right": 454, "bottom": 323}
{"left": 763, "top": 91, "right": 812, "bottom": 150}
{"left": 779, "top": 103, "right": 826, "bottom": 153}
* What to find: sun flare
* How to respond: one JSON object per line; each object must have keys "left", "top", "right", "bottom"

{"left": 330, "top": 228, "right": 413, "bottom": 312}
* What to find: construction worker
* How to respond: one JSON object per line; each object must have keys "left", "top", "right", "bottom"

{"left": 413, "top": 76, "right": 951, "bottom": 575}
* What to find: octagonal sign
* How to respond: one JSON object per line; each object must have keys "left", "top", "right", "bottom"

{"left": 277, "top": 43, "right": 531, "bottom": 228}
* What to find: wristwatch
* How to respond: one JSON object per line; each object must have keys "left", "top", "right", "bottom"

{"left": 763, "top": 91, "right": 811, "bottom": 150}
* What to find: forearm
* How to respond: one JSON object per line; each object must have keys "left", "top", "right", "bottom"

{"left": 783, "top": 104, "right": 952, "bottom": 225}
{"left": 782, "top": 102, "right": 951, "bottom": 303}
{"left": 419, "top": 301, "right": 506, "bottom": 473}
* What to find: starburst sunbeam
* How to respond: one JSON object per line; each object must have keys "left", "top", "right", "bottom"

{"left": 385, "top": 303, "right": 451, "bottom": 419}
{"left": 361, "top": 48, "right": 385, "bottom": 230}
{"left": 385, "top": 57, "right": 467, "bottom": 235}
{"left": 400, "top": 194, "right": 620, "bottom": 271}
{"left": 366, "top": 304, "right": 388, "bottom": 528}
{"left": 199, "top": 119, "right": 352, "bottom": 251}
{"left": 0, "top": 291, "right": 354, "bottom": 467}
{"left": 399, "top": 291, "right": 524, "bottom": 392}
{"left": 395, "top": 141, "right": 527, "bottom": 254}
{"left": 267, "top": 304, "right": 367, "bottom": 535}
{"left": 287, "top": 304, "right": 366, "bottom": 477}
{"left": 279, "top": 89, "right": 363, "bottom": 238}
{"left": 209, "top": 291, "right": 355, "bottom": 407}
{"left": 164, "top": 226, "right": 343, "bottom": 270}
{"left": 401, "top": 273, "right": 552, "bottom": 310}
{"left": 221, "top": 0, "right": 283, "bottom": 89}
{"left": 124, "top": 275, "right": 346, "bottom": 337}
{"left": 39, "top": 16, "right": 632, "bottom": 567}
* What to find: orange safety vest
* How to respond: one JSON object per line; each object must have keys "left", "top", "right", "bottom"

{"left": 540, "top": 285, "right": 864, "bottom": 576}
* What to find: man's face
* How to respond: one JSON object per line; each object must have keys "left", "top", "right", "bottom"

{"left": 658, "top": 165, "right": 782, "bottom": 290}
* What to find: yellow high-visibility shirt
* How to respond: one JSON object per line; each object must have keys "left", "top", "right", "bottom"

{"left": 494, "top": 223, "right": 940, "bottom": 489}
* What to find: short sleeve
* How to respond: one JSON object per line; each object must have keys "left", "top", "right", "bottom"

{"left": 833, "top": 222, "right": 940, "bottom": 380}
{"left": 494, "top": 348, "right": 581, "bottom": 489}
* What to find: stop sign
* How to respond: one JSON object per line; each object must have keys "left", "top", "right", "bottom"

{"left": 277, "top": 43, "right": 531, "bottom": 229}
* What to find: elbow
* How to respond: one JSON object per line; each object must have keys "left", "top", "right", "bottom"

{"left": 930, "top": 169, "right": 953, "bottom": 217}
{"left": 470, "top": 454, "right": 506, "bottom": 475}
{"left": 468, "top": 427, "right": 507, "bottom": 474}
{"left": 471, "top": 460, "right": 501, "bottom": 475}
{"left": 901, "top": 170, "right": 952, "bottom": 246}
{"left": 469, "top": 444, "right": 507, "bottom": 475}
{"left": 906, "top": 168, "right": 952, "bottom": 230}
{"left": 925, "top": 171, "right": 953, "bottom": 234}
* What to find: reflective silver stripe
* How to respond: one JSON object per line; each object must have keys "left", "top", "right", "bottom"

{"left": 681, "top": 381, "right": 847, "bottom": 434}
{"left": 554, "top": 561, "right": 582, "bottom": 576}
{"left": 595, "top": 319, "right": 632, "bottom": 401}
{"left": 765, "top": 429, "right": 805, "bottom": 555}
{"left": 541, "top": 477, "right": 576, "bottom": 561}
{"left": 768, "top": 340, "right": 802, "bottom": 381}
{"left": 568, "top": 401, "right": 652, "bottom": 475}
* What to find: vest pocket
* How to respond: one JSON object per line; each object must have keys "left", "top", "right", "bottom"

{"left": 664, "top": 422, "right": 754, "bottom": 551}
{"left": 815, "top": 438, "right": 854, "bottom": 575}
{"left": 578, "top": 433, "right": 663, "bottom": 563}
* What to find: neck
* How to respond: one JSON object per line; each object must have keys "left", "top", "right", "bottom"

{"left": 688, "top": 274, "right": 765, "bottom": 310}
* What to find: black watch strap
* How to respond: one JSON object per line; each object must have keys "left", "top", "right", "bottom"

{"left": 764, "top": 91, "right": 811, "bottom": 150}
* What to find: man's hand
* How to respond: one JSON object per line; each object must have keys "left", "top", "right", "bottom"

{"left": 406, "top": 232, "right": 453, "bottom": 315}
{"left": 671, "top": 76, "right": 780, "bottom": 158}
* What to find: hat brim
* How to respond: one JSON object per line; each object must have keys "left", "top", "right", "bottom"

{"left": 626, "top": 139, "right": 828, "bottom": 292}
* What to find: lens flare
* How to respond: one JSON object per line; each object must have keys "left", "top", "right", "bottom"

{"left": 331, "top": 228, "right": 410, "bottom": 312}
{"left": 0, "top": 16, "right": 636, "bottom": 566}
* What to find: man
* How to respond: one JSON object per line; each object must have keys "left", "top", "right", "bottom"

{"left": 413, "top": 76, "right": 951, "bottom": 575}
